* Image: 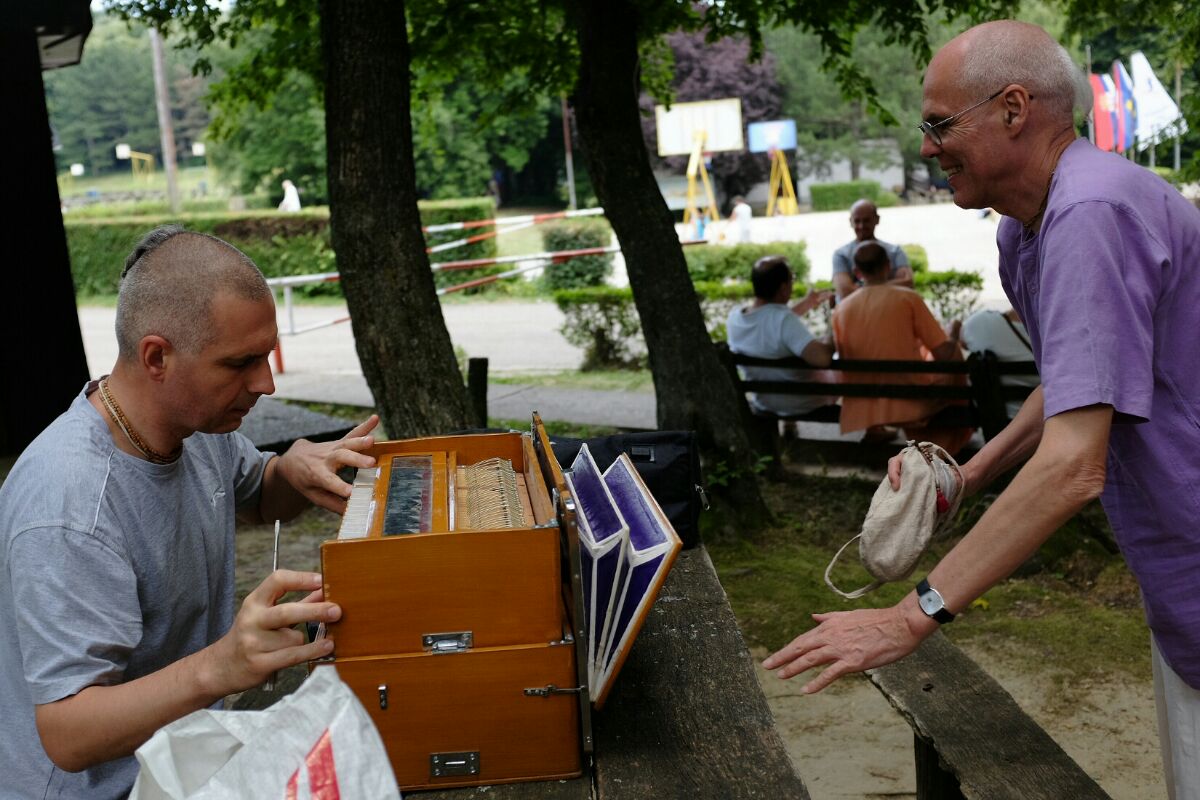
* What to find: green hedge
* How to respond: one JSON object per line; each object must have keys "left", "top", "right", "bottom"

{"left": 554, "top": 282, "right": 764, "bottom": 371}
{"left": 913, "top": 269, "right": 983, "bottom": 322}
{"left": 553, "top": 269, "right": 982, "bottom": 370}
{"left": 553, "top": 286, "right": 643, "bottom": 370}
{"left": 809, "top": 180, "right": 898, "bottom": 212}
{"left": 66, "top": 199, "right": 498, "bottom": 298}
{"left": 541, "top": 220, "right": 613, "bottom": 291}
{"left": 900, "top": 243, "right": 929, "bottom": 274}
{"left": 683, "top": 241, "right": 810, "bottom": 283}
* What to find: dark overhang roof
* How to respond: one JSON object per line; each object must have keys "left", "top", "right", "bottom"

{"left": 25, "top": 0, "right": 94, "bottom": 70}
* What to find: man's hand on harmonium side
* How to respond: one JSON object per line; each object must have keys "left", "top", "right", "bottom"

{"left": 201, "top": 570, "right": 340, "bottom": 695}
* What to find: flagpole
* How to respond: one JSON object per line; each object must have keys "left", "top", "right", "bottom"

{"left": 1086, "top": 44, "right": 1095, "bottom": 144}
{"left": 1174, "top": 60, "right": 1183, "bottom": 171}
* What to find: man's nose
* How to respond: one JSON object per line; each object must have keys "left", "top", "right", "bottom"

{"left": 920, "top": 136, "right": 940, "bottom": 159}
{"left": 251, "top": 357, "right": 276, "bottom": 396}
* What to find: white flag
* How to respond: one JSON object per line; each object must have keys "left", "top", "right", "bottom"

{"left": 1130, "top": 51, "right": 1187, "bottom": 150}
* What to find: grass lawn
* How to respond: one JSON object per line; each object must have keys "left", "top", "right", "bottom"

{"left": 707, "top": 468, "right": 1149, "bottom": 685}
{"left": 59, "top": 164, "right": 216, "bottom": 199}
{"left": 491, "top": 369, "right": 653, "bottom": 393}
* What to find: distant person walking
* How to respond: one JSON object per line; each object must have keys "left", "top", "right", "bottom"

{"left": 731, "top": 196, "right": 753, "bottom": 243}
{"left": 278, "top": 179, "right": 301, "bottom": 212}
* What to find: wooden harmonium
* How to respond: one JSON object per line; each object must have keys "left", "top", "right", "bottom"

{"left": 316, "top": 420, "right": 588, "bottom": 791}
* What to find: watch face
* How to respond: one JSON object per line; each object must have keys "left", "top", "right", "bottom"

{"left": 919, "top": 591, "right": 942, "bottom": 615}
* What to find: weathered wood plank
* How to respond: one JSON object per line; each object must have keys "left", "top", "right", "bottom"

{"left": 868, "top": 631, "right": 1110, "bottom": 800}
{"left": 417, "top": 776, "right": 593, "bottom": 799}
{"left": 591, "top": 548, "right": 810, "bottom": 800}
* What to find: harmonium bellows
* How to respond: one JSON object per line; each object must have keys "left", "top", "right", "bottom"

{"left": 315, "top": 415, "right": 681, "bottom": 792}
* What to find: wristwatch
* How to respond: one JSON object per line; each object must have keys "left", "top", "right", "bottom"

{"left": 916, "top": 578, "right": 956, "bottom": 624}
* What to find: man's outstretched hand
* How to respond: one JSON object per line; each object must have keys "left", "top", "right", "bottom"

{"left": 762, "top": 601, "right": 936, "bottom": 693}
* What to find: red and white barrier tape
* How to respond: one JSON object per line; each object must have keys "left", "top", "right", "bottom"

{"left": 422, "top": 206, "right": 604, "bottom": 234}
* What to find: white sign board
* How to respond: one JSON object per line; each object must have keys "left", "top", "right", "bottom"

{"left": 192, "top": 142, "right": 207, "bottom": 157}
{"left": 655, "top": 98, "right": 744, "bottom": 156}
{"left": 70, "top": 163, "right": 85, "bottom": 177}
{"left": 115, "top": 143, "right": 131, "bottom": 160}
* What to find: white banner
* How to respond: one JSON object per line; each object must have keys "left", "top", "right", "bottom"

{"left": 1130, "top": 51, "right": 1187, "bottom": 149}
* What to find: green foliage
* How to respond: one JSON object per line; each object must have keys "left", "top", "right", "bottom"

{"left": 693, "top": 281, "right": 753, "bottom": 343}
{"left": 540, "top": 221, "right": 613, "bottom": 291}
{"left": 411, "top": 72, "right": 553, "bottom": 200}
{"left": 809, "top": 180, "right": 891, "bottom": 212}
{"left": 552, "top": 267, "right": 984, "bottom": 366}
{"left": 901, "top": 243, "right": 929, "bottom": 274}
{"left": 210, "top": 69, "right": 329, "bottom": 205}
{"left": 1150, "top": 166, "right": 1181, "bottom": 187}
{"left": 555, "top": 281, "right": 766, "bottom": 369}
{"left": 914, "top": 270, "right": 984, "bottom": 322}
{"left": 44, "top": 16, "right": 212, "bottom": 176}
{"left": 683, "top": 241, "right": 811, "bottom": 283}
{"left": 66, "top": 212, "right": 341, "bottom": 297}
{"left": 553, "top": 287, "right": 643, "bottom": 371}
{"left": 66, "top": 200, "right": 497, "bottom": 297}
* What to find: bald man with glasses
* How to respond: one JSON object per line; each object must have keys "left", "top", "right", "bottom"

{"left": 766, "top": 20, "right": 1200, "bottom": 796}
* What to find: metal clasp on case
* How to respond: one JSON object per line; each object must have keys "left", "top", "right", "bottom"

{"left": 422, "top": 631, "right": 473, "bottom": 654}
{"left": 523, "top": 684, "right": 585, "bottom": 697}
{"left": 430, "top": 751, "right": 480, "bottom": 778}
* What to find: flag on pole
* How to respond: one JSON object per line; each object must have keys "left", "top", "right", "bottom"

{"left": 1130, "top": 51, "right": 1188, "bottom": 150}
{"left": 1113, "top": 60, "right": 1138, "bottom": 153}
{"left": 1089, "top": 74, "right": 1117, "bottom": 152}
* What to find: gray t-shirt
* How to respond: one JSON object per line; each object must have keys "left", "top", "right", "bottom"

{"left": 831, "top": 238, "right": 911, "bottom": 281}
{"left": 0, "top": 386, "right": 271, "bottom": 799}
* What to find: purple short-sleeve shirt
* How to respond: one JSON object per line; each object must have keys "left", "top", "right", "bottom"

{"left": 998, "top": 138, "right": 1200, "bottom": 687}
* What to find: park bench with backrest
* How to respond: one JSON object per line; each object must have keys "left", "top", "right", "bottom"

{"left": 715, "top": 343, "right": 1039, "bottom": 459}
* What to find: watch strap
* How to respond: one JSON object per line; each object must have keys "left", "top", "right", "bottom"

{"left": 917, "top": 578, "right": 956, "bottom": 624}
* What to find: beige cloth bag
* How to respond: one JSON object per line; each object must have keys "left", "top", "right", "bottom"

{"left": 825, "top": 441, "right": 963, "bottom": 599}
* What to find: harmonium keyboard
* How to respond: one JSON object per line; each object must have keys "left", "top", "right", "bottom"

{"left": 314, "top": 415, "right": 682, "bottom": 792}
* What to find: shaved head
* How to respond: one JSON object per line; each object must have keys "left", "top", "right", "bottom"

{"left": 849, "top": 199, "right": 877, "bottom": 217}
{"left": 115, "top": 226, "right": 272, "bottom": 360}
{"left": 932, "top": 21, "right": 1088, "bottom": 123}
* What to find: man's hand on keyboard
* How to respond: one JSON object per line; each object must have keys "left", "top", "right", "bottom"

{"left": 263, "top": 415, "right": 380, "bottom": 518}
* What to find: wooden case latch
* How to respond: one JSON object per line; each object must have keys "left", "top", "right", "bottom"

{"left": 422, "top": 631, "right": 473, "bottom": 654}
{"left": 430, "top": 751, "right": 480, "bottom": 778}
{"left": 523, "top": 684, "right": 586, "bottom": 697}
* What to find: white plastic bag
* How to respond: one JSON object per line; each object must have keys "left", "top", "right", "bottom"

{"left": 130, "top": 666, "right": 401, "bottom": 799}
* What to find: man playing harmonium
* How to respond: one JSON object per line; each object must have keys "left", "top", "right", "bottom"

{"left": 0, "top": 226, "right": 378, "bottom": 799}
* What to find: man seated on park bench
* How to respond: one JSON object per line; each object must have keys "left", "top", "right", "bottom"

{"left": 726, "top": 255, "right": 836, "bottom": 422}
{"left": 832, "top": 242, "right": 972, "bottom": 454}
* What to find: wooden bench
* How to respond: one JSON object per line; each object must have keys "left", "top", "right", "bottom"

{"left": 869, "top": 632, "right": 1111, "bottom": 800}
{"left": 238, "top": 547, "right": 811, "bottom": 799}
{"left": 715, "top": 343, "right": 1038, "bottom": 461}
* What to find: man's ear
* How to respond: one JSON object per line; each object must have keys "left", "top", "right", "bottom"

{"left": 1001, "top": 86, "right": 1033, "bottom": 136}
{"left": 138, "top": 335, "right": 172, "bottom": 382}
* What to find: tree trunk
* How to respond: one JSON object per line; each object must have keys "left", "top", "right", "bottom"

{"left": 1, "top": 26, "right": 91, "bottom": 454}
{"left": 572, "top": 0, "right": 768, "bottom": 520}
{"left": 319, "top": 0, "right": 472, "bottom": 438}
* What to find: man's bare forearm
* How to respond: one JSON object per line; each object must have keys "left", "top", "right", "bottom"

{"left": 35, "top": 648, "right": 225, "bottom": 772}
{"left": 961, "top": 385, "right": 1045, "bottom": 494}
{"left": 925, "top": 404, "right": 1110, "bottom": 615}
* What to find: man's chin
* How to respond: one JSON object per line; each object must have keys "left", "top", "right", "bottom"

{"left": 203, "top": 412, "right": 250, "bottom": 435}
